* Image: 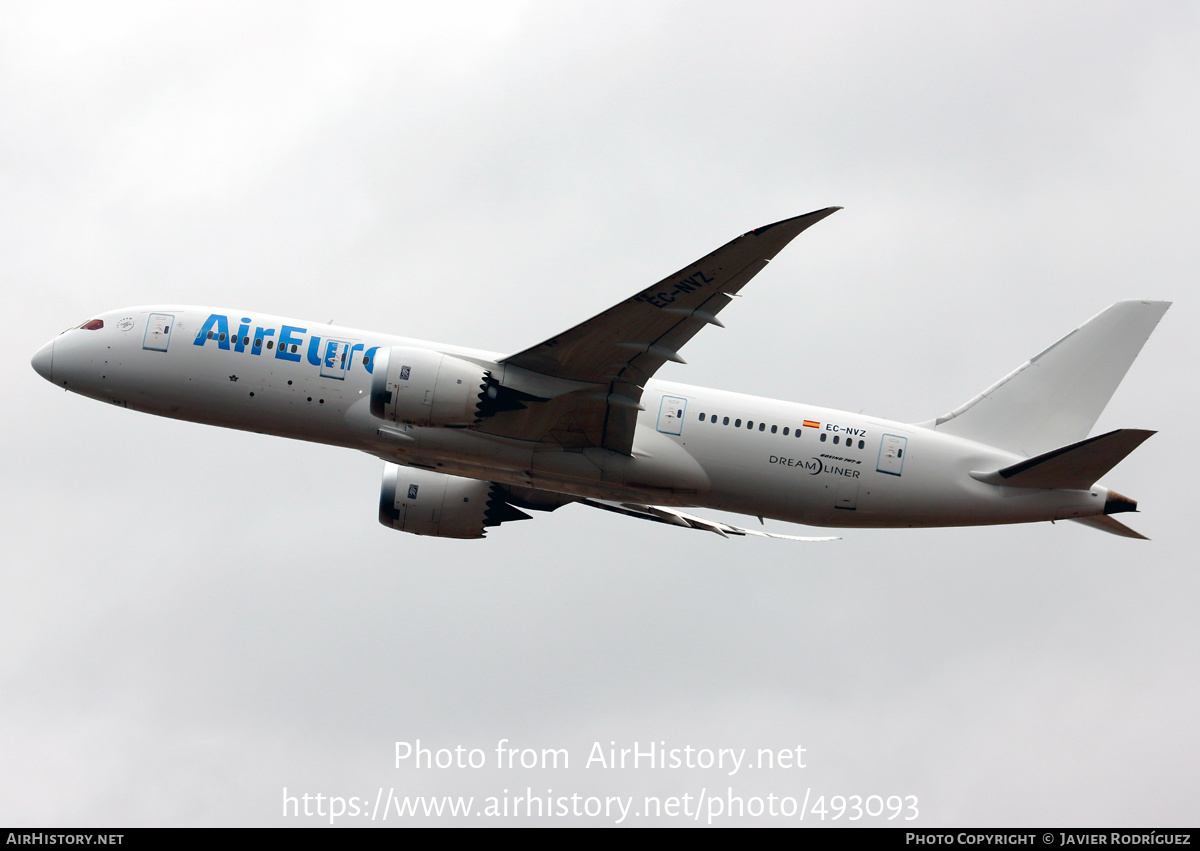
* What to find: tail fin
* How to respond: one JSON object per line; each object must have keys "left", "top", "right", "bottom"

{"left": 924, "top": 300, "right": 1170, "bottom": 457}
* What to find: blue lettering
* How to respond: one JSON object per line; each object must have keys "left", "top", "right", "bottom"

{"left": 307, "top": 335, "right": 323, "bottom": 366}
{"left": 194, "top": 314, "right": 230, "bottom": 350}
{"left": 276, "top": 325, "right": 305, "bottom": 362}
{"left": 348, "top": 343, "right": 365, "bottom": 373}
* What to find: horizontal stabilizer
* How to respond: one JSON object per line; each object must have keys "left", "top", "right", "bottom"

{"left": 970, "top": 428, "right": 1154, "bottom": 490}
{"left": 579, "top": 500, "right": 840, "bottom": 541}
{"left": 1071, "top": 515, "right": 1149, "bottom": 540}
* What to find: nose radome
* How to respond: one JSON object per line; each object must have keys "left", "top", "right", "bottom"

{"left": 31, "top": 340, "right": 54, "bottom": 383}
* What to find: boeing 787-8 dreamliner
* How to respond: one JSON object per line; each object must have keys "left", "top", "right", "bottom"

{"left": 31, "top": 208, "right": 1169, "bottom": 540}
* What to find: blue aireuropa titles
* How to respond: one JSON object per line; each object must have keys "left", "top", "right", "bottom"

{"left": 193, "top": 313, "right": 379, "bottom": 374}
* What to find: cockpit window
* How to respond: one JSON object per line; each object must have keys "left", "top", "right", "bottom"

{"left": 63, "top": 319, "right": 104, "bottom": 333}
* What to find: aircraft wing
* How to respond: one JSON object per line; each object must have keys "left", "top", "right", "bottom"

{"left": 496, "top": 207, "right": 840, "bottom": 454}
{"left": 579, "top": 500, "right": 840, "bottom": 541}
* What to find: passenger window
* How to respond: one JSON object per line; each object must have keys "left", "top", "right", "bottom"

{"left": 253, "top": 339, "right": 262, "bottom": 348}
{"left": 833, "top": 435, "right": 840, "bottom": 444}
{"left": 783, "top": 427, "right": 789, "bottom": 435}
{"left": 723, "top": 416, "right": 729, "bottom": 425}
{"left": 267, "top": 340, "right": 274, "bottom": 349}
{"left": 771, "top": 425, "right": 777, "bottom": 434}
{"left": 699, "top": 413, "right": 706, "bottom": 422}
{"left": 858, "top": 440, "right": 864, "bottom": 449}
{"left": 747, "top": 420, "right": 753, "bottom": 429}
{"left": 759, "top": 423, "right": 765, "bottom": 431}
{"left": 820, "top": 433, "right": 827, "bottom": 442}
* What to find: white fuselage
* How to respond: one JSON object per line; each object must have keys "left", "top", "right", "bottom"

{"left": 33, "top": 306, "right": 1112, "bottom": 530}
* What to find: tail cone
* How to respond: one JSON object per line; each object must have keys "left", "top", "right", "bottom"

{"left": 1104, "top": 490, "right": 1138, "bottom": 515}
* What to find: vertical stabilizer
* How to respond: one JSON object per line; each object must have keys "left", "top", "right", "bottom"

{"left": 924, "top": 300, "right": 1170, "bottom": 457}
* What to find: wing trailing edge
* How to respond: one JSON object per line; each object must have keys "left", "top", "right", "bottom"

{"left": 579, "top": 500, "right": 840, "bottom": 541}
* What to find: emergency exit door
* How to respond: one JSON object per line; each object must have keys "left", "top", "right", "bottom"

{"left": 657, "top": 396, "right": 687, "bottom": 435}
{"left": 142, "top": 313, "right": 174, "bottom": 352}
{"left": 877, "top": 434, "right": 908, "bottom": 476}
{"left": 319, "top": 339, "right": 352, "bottom": 380}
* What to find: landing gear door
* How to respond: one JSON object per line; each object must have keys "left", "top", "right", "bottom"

{"left": 320, "top": 339, "right": 352, "bottom": 380}
{"left": 142, "top": 313, "right": 174, "bottom": 352}
{"left": 835, "top": 478, "right": 860, "bottom": 510}
{"left": 656, "top": 395, "right": 687, "bottom": 435}
{"left": 877, "top": 434, "right": 908, "bottom": 476}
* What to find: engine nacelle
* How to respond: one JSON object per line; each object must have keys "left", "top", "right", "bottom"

{"left": 369, "top": 346, "right": 489, "bottom": 427}
{"left": 379, "top": 465, "right": 531, "bottom": 539}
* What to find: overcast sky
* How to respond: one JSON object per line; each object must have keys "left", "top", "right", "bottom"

{"left": 3, "top": 0, "right": 1198, "bottom": 827}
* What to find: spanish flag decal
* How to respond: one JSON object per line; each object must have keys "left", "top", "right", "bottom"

{"left": 803, "top": 420, "right": 820, "bottom": 429}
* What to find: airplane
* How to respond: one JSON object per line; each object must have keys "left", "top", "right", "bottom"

{"left": 30, "top": 207, "right": 1170, "bottom": 541}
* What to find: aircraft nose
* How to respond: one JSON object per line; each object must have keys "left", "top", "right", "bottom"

{"left": 31, "top": 339, "right": 54, "bottom": 383}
